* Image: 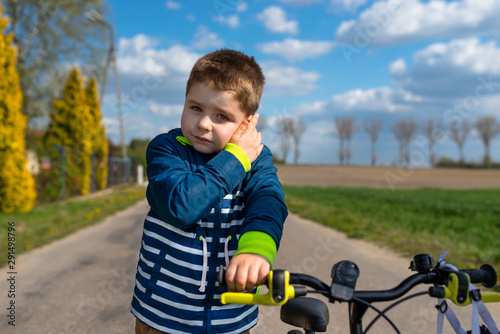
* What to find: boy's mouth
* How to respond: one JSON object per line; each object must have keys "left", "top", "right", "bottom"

{"left": 194, "top": 136, "right": 211, "bottom": 143}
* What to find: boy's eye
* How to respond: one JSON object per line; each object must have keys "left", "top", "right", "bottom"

{"left": 217, "top": 113, "right": 229, "bottom": 121}
{"left": 192, "top": 106, "right": 202, "bottom": 112}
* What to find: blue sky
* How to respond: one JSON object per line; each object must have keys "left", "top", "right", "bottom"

{"left": 100, "top": 0, "right": 500, "bottom": 166}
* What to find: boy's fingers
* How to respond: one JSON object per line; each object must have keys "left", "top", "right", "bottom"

{"left": 231, "top": 121, "right": 248, "bottom": 139}
{"left": 239, "top": 120, "right": 249, "bottom": 130}
{"left": 249, "top": 114, "right": 259, "bottom": 127}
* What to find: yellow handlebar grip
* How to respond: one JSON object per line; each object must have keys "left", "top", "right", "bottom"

{"left": 221, "top": 292, "right": 262, "bottom": 305}
{"left": 479, "top": 292, "right": 500, "bottom": 303}
{"left": 221, "top": 270, "right": 296, "bottom": 306}
{"left": 221, "top": 286, "right": 296, "bottom": 306}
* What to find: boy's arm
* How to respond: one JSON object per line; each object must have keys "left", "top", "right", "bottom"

{"left": 226, "top": 146, "right": 288, "bottom": 291}
{"left": 146, "top": 134, "right": 249, "bottom": 228}
{"left": 239, "top": 146, "right": 288, "bottom": 252}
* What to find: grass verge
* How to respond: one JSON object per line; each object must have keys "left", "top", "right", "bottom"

{"left": 0, "top": 185, "right": 146, "bottom": 268}
{"left": 283, "top": 185, "right": 500, "bottom": 276}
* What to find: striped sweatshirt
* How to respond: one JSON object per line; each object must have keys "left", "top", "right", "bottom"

{"left": 131, "top": 129, "right": 288, "bottom": 333}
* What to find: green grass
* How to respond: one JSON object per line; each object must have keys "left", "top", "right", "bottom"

{"left": 0, "top": 185, "right": 146, "bottom": 268}
{"left": 283, "top": 186, "right": 500, "bottom": 272}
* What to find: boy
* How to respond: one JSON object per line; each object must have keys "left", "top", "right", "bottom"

{"left": 131, "top": 49, "right": 288, "bottom": 333}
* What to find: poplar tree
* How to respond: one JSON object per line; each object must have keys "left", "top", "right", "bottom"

{"left": 0, "top": 7, "right": 36, "bottom": 213}
{"left": 44, "top": 68, "right": 93, "bottom": 196}
{"left": 85, "top": 78, "right": 108, "bottom": 190}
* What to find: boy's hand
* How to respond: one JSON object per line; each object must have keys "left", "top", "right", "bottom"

{"left": 229, "top": 114, "right": 263, "bottom": 163}
{"left": 225, "top": 253, "right": 269, "bottom": 292}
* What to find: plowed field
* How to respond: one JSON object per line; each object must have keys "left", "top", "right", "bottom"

{"left": 276, "top": 165, "right": 500, "bottom": 189}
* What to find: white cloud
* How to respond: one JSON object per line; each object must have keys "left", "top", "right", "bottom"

{"left": 330, "top": 87, "right": 401, "bottom": 112}
{"left": 191, "top": 26, "right": 224, "bottom": 49}
{"left": 257, "top": 38, "right": 335, "bottom": 61}
{"left": 391, "top": 38, "right": 500, "bottom": 99}
{"left": 118, "top": 34, "right": 159, "bottom": 57}
{"left": 236, "top": 2, "right": 248, "bottom": 12}
{"left": 261, "top": 62, "right": 321, "bottom": 97}
{"left": 149, "top": 103, "right": 184, "bottom": 119}
{"left": 389, "top": 58, "right": 406, "bottom": 76}
{"left": 291, "top": 86, "right": 424, "bottom": 119}
{"left": 335, "top": 0, "right": 500, "bottom": 47}
{"left": 117, "top": 38, "right": 199, "bottom": 77}
{"left": 278, "top": 0, "right": 322, "bottom": 6}
{"left": 213, "top": 14, "right": 240, "bottom": 28}
{"left": 166, "top": 1, "right": 181, "bottom": 10}
{"left": 113, "top": 34, "right": 201, "bottom": 113}
{"left": 330, "top": 0, "right": 367, "bottom": 13}
{"left": 258, "top": 6, "right": 298, "bottom": 34}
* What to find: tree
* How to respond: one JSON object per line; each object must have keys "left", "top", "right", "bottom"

{"left": 392, "top": 119, "right": 417, "bottom": 166}
{"left": 334, "top": 117, "right": 357, "bottom": 165}
{"left": 290, "top": 117, "right": 306, "bottom": 164}
{"left": 44, "top": 67, "right": 93, "bottom": 196}
{"left": 449, "top": 120, "right": 471, "bottom": 165}
{"left": 276, "top": 116, "right": 294, "bottom": 163}
{"left": 423, "top": 119, "right": 443, "bottom": 168}
{"left": 85, "top": 77, "right": 108, "bottom": 190}
{"left": 0, "top": 7, "right": 36, "bottom": 212}
{"left": 255, "top": 114, "right": 268, "bottom": 133}
{"left": 474, "top": 116, "right": 500, "bottom": 167}
{"left": 3, "top": 0, "right": 107, "bottom": 123}
{"left": 363, "top": 118, "right": 382, "bottom": 166}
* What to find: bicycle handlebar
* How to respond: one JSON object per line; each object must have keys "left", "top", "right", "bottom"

{"left": 460, "top": 265, "right": 498, "bottom": 288}
{"left": 219, "top": 255, "right": 499, "bottom": 307}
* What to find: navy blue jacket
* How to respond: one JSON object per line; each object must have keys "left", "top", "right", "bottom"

{"left": 131, "top": 128, "right": 287, "bottom": 333}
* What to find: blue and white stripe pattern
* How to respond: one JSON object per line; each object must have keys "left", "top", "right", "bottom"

{"left": 131, "top": 190, "right": 259, "bottom": 333}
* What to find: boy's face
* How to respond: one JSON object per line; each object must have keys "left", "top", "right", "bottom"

{"left": 181, "top": 82, "right": 248, "bottom": 154}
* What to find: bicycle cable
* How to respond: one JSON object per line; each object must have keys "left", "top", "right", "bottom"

{"left": 363, "top": 291, "right": 429, "bottom": 333}
{"left": 351, "top": 297, "right": 401, "bottom": 334}
{"left": 305, "top": 290, "right": 329, "bottom": 295}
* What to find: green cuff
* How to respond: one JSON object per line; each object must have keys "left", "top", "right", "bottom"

{"left": 224, "top": 143, "right": 251, "bottom": 172}
{"left": 234, "top": 231, "right": 277, "bottom": 267}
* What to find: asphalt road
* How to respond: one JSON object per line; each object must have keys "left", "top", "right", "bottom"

{"left": 1, "top": 199, "right": 498, "bottom": 333}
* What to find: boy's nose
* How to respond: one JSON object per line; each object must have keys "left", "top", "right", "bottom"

{"left": 198, "top": 115, "right": 212, "bottom": 130}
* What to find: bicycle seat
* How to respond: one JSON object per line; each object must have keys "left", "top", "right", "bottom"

{"left": 280, "top": 297, "right": 330, "bottom": 332}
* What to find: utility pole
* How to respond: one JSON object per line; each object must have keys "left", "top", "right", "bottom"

{"left": 85, "top": 10, "right": 127, "bottom": 159}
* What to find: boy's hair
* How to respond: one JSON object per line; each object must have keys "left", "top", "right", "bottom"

{"left": 186, "top": 49, "right": 265, "bottom": 116}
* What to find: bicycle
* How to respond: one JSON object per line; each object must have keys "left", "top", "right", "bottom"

{"left": 218, "top": 252, "right": 500, "bottom": 334}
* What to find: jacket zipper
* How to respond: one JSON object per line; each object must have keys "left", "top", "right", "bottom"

{"left": 204, "top": 202, "right": 221, "bottom": 334}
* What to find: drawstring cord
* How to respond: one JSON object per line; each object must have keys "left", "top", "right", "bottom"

{"left": 199, "top": 235, "right": 232, "bottom": 293}
{"left": 224, "top": 236, "right": 231, "bottom": 267}
{"left": 199, "top": 236, "right": 208, "bottom": 293}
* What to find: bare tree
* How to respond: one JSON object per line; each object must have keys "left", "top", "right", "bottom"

{"left": 363, "top": 118, "right": 383, "bottom": 166}
{"left": 275, "top": 116, "right": 294, "bottom": 163}
{"left": 255, "top": 114, "right": 268, "bottom": 133}
{"left": 424, "top": 119, "right": 444, "bottom": 168}
{"left": 291, "top": 117, "right": 307, "bottom": 164}
{"left": 334, "top": 117, "right": 357, "bottom": 165}
{"left": 4, "top": 0, "right": 107, "bottom": 122}
{"left": 392, "top": 119, "right": 417, "bottom": 166}
{"left": 449, "top": 120, "right": 471, "bottom": 165}
{"left": 334, "top": 118, "right": 344, "bottom": 165}
{"left": 474, "top": 116, "right": 500, "bottom": 167}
